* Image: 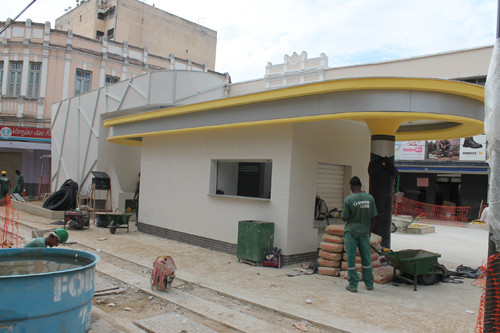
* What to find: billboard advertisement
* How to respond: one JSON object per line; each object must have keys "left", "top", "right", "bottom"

{"left": 459, "top": 135, "right": 486, "bottom": 161}
{"left": 395, "top": 135, "right": 486, "bottom": 162}
{"left": 395, "top": 141, "right": 426, "bottom": 160}
{"left": 426, "top": 139, "right": 460, "bottom": 160}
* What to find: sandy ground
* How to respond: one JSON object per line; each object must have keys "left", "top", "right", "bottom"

{"left": 2, "top": 202, "right": 490, "bottom": 333}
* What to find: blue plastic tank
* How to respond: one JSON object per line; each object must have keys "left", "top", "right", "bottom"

{"left": 0, "top": 248, "right": 100, "bottom": 332}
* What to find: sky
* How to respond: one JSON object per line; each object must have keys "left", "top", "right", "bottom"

{"left": 1, "top": 0, "right": 497, "bottom": 82}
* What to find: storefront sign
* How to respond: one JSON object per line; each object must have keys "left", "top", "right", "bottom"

{"left": 0, "top": 126, "right": 51, "bottom": 142}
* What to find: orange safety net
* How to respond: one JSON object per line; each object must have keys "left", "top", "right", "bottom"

{"left": 475, "top": 253, "right": 500, "bottom": 332}
{"left": 393, "top": 195, "right": 471, "bottom": 222}
{"left": 1, "top": 195, "right": 19, "bottom": 248}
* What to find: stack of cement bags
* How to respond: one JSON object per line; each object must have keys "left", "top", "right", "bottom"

{"left": 317, "top": 225, "right": 394, "bottom": 284}
{"left": 317, "top": 224, "right": 345, "bottom": 276}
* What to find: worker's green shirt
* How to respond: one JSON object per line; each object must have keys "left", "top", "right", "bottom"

{"left": 0, "top": 176, "right": 9, "bottom": 191}
{"left": 24, "top": 237, "right": 47, "bottom": 247}
{"left": 341, "top": 192, "right": 378, "bottom": 237}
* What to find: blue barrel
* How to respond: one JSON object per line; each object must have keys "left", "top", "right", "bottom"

{"left": 0, "top": 248, "right": 100, "bottom": 332}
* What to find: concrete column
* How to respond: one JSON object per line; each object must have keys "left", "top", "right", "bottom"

{"left": 369, "top": 135, "right": 396, "bottom": 248}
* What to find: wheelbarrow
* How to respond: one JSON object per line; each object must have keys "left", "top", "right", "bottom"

{"left": 106, "top": 210, "right": 135, "bottom": 234}
{"left": 372, "top": 245, "right": 441, "bottom": 291}
{"left": 391, "top": 213, "right": 425, "bottom": 233}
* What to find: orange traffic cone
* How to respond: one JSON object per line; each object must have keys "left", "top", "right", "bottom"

{"left": 22, "top": 189, "right": 26, "bottom": 197}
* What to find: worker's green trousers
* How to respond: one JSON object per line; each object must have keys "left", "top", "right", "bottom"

{"left": 344, "top": 232, "right": 374, "bottom": 289}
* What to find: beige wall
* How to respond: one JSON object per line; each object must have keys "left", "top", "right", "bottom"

{"left": 55, "top": 0, "right": 217, "bottom": 70}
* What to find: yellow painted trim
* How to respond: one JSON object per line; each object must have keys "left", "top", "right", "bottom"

{"left": 107, "top": 111, "right": 484, "bottom": 146}
{"left": 103, "top": 77, "right": 484, "bottom": 129}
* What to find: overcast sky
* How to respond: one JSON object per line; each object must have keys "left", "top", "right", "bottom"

{"left": 1, "top": 0, "right": 497, "bottom": 82}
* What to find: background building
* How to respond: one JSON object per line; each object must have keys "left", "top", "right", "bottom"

{"left": 0, "top": 18, "right": 213, "bottom": 195}
{"left": 55, "top": 0, "right": 217, "bottom": 70}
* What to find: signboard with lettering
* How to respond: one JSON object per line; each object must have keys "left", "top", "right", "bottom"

{"left": 395, "top": 136, "right": 487, "bottom": 162}
{"left": 395, "top": 141, "right": 426, "bottom": 160}
{"left": 459, "top": 135, "right": 486, "bottom": 161}
{"left": 0, "top": 126, "right": 51, "bottom": 142}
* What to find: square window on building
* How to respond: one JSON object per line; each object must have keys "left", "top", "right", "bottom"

{"left": 107, "top": 28, "right": 114, "bottom": 39}
{"left": 96, "top": 30, "right": 104, "bottom": 40}
{"left": 74, "top": 69, "right": 92, "bottom": 96}
{"left": 210, "top": 160, "right": 272, "bottom": 199}
{"left": 8, "top": 62, "right": 23, "bottom": 97}
{"left": 105, "top": 75, "right": 119, "bottom": 86}
{"left": 27, "top": 62, "right": 41, "bottom": 99}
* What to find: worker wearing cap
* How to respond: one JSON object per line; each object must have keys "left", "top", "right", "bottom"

{"left": 24, "top": 228, "right": 69, "bottom": 248}
{"left": 0, "top": 171, "right": 11, "bottom": 198}
{"left": 342, "top": 176, "right": 378, "bottom": 293}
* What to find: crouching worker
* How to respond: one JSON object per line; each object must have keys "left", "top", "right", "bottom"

{"left": 342, "top": 176, "right": 378, "bottom": 293}
{"left": 24, "top": 228, "right": 69, "bottom": 248}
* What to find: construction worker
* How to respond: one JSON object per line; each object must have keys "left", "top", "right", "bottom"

{"left": 342, "top": 176, "right": 378, "bottom": 293}
{"left": 0, "top": 171, "right": 11, "bottom": 198}
{"left": 24, "top": 228, "right": 69, "bottom": 248}
{"left": 13, "top": 169, "right": 24, "bottom": 196}
{"left": 133, "top": 172, "right": 140, "bottom": 224}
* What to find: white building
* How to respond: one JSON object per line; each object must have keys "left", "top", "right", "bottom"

{"left": 53, "top": 48, "right": 489, "bottom": 264}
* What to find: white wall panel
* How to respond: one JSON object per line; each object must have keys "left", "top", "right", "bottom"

{"left": 140, "top": 124, "right": 293, "bottom": 251}
{"left": 287, "top": 120, "right": 371, "bottom": 254}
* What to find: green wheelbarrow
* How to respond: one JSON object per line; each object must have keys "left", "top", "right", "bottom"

{"left": 372, "top": 245, "right": 442, "bottom": 291}
{"left": 106, "top": 210, "right": 135, "bottom": 234}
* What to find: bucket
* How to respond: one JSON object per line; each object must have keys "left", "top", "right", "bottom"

{"left": 0, "top": 248, "right": 100, "bottom": 332}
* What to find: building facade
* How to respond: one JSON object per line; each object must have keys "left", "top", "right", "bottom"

{"left": 0, "top": 19, "right": 211, "bottom": 195}
{"left": 53, "top": 47, "right": 488, "bottom": 264}
{"left": 55, "top": 0, "right": 217, "bottom": 70}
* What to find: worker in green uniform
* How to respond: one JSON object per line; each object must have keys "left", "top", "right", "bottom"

{"left": 13, "top": 169, "right": 24, "bottom": 196}
{"left": 0, "top": 171, "right": 12, "bottom": 198}
{"left": 133, "top": 172, "right": 140, "bottom": 225}
{"left": 24, "top": 228, "right": 69, "bottom": 248}
{"left": 342, "top": 176, "right": 378, "bottom": 293}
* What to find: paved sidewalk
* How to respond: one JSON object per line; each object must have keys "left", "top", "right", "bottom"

{"left": 6, "top": 203, "right": 489, "bottom": 333}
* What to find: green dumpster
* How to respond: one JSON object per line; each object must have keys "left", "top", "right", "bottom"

{"left": 237, "top": 220, "right": 274, "bottom": 264}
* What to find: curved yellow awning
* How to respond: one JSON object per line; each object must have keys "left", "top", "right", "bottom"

{"left": 104, "top": 77, "right": 484, "bottom": 145}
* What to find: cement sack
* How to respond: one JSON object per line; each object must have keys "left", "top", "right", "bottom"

{"left": 318, "top": 267, "right": 340, "bottom": 276}
{"left": 320, "top": 241, "right": 344, "bottom": 253}
{"left": 322, "top": 234, "right": 344, "bottom": 244}
{"left": 339, "top": 270, "right": 363, "bottom": 281}
{"left": 341, "top": 259, "right": 382, "bottom": 272}
{"left": 343, "top": 252, "right": 380, "bottom": 263}
{"left": 370, "top": 233, "right": 382, "bottom": 245}
{"left": 373, "top": 265, "right": 394, "bottom": 284}
{"left": 318, "top": 258, "right": 341, "bottom": 268}
{"left": 325, "top": 224, "right": 344, "bottom": 236}
{"left": 318, "top": 250, "right": 343, "bottom": 261}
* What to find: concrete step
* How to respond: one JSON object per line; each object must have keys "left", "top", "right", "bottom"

{"left": 96, "top": 260, "right": 295, "bottom": 333}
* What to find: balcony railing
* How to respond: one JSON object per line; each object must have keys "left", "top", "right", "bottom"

{"left": 0, "top": 97, "right": 46, "bottom": 120}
